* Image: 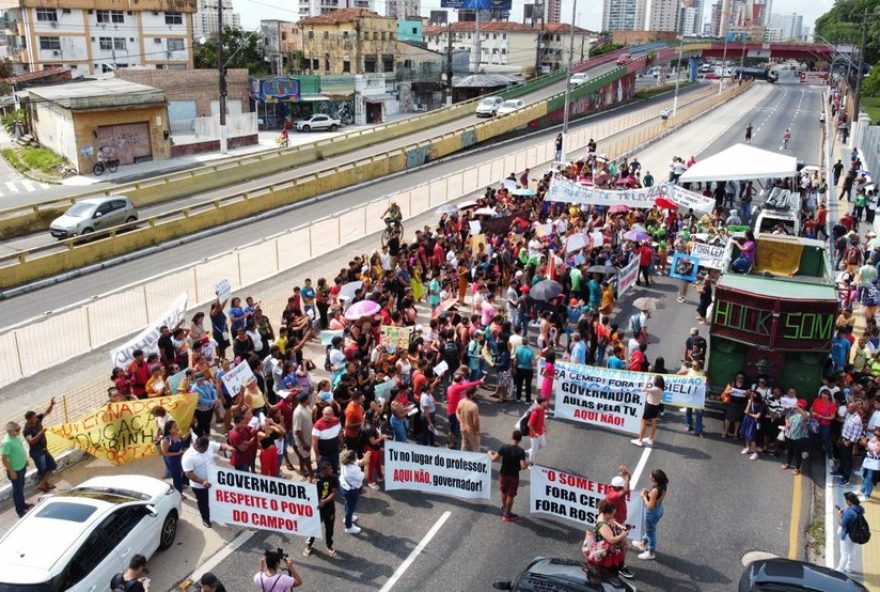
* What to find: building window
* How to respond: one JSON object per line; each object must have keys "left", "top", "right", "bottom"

{"left": 343, "top": 60, "right": 350, "bottom": 73}
{"left": 114, "top": 37, "right": 126, "bottom": 50}
{"left": 343, "top": 30, "right": 349, "bottom": 39}
{"left": 167, "top": 38, "right": 184, "bottom": 52}
{"left": 311, "top": 58, "right": 319, "bottom": 70}
{"left": 308, "top": 30, "right": 314, "bottom": 40}
{"left": 154, "top": 37, "right": 163, "bottom": 44}
{"left": 364, "top": 55, "right": 377, "bottom": 73}
{"left": 36, "top": 9, "right": 57, "bottom": 22}
{"left": 373, "top": 31, "right": 378, "bottom": 40}
{"left": 382, "top": 54, "right": 393, "bottom": 72}
{"left": 99, "top": 37, "right": 112, "bottom": 50}
{"left": 381, "top": 32, "right": 385, "bottom": 40}
{"left": 96, "top": 10, "right": 109, "bottom": 22}
{"left": 164, "top": 11, "right": 182, "bottom": 25}
{"left": 111, "top": 10, "right": 124, "bottom": 23}
{"left": 39, "top": 36, "right": 61, "bottom": 50}
{"left": 323, "top": 30, "right": 329, "bottom": 39}
{"left": 411, "top": 27, "right": 416, "bottom": 34}
{"left": 324, "top": 53, "right": 329, "bottom": 71}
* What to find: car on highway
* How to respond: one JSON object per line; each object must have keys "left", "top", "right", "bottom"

{"left": 475, "top": 96, "right": 505, "bottom": 117}
{"left": 294, "top": 113, "right": 342, "bottom": 132}
{"left": 739, "top": 558, "right": 868, "bottom": 592}
{"left": 0, "top": 474, "right": 181, "bottom": 592}
{"left": 496, "top": 99, "right": 525, "bottom": 116}
{"left": 492, "top": 557, "right": 636, "bottom": 592}
{"left": 616, "top": 53, "right": 632, "bottom": 65}
{"left": 49, "top": 196, "right": 138, "bottom": 239}
{"left": 569, "top": 72, "right": 591, "bottom": 86}
{"left": 702, "top": 72, "right": 721, "bottom": 80}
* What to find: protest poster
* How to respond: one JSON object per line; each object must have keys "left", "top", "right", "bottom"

{"left": 320, "top": 330, "right": 344, "bottom": 346}
{"left": 616, "top": 257, "right": 640, "bottom": 299}
{"left": 590, "top": 230, "right": 605, "bottom": 247}
{"left": 529, "top": 465, "right": 644, "bottom": 540}
{"left": 690, "top": 242, "right": 726, "bottom": 270}
{"left": 551, "top": 361, "right": 646, "bottom": 434}
{"left": 47, "top": 394, "right": 197, "bottom": 465}
{"left": 111, "top": 293, "right": 188, "bottom": 369}
{"left": 215, "top": 279, "right": 232, "bottom": 303}
{"left": 482, "top": 215, "right": 514, "bottom": 236}
{"left": 208, "top": 466, "right": 321, "bottom": 538}
{"left": 669, "top": 253, "right": 700, "bottom": 281}
{"left": 220, "top": 360, "right": 257, "bottom": 397}
{"left": 468, "top": 220, "right": 482, "bottom": 235}
{"left": 433, "top": 360, "right": 449, "bottom": 377}
{"left": 380, "top": 325, "right": 412, "bottom": 353}
{"left": 374, "top": 379, "right": 396, "bottom": 404}
{"left": 545, "top": 177, "right": 714, "bottom": 214}
{"left": 167, "top": 368, "right": 188, "bottom": 394}
{"left": 471, "top": 233, "right": 487, "bottom": 256}
{"left": 535, "top": 223, "right": 553, "bottom": 237}
{"left": 565, "top": 233, "right": 588, "bottom": 254}
{"left": 660, "top": 373, "right": 707, "bottom": 409}
{"left": 384, "top": 440, "right": 491, "bottom": 499}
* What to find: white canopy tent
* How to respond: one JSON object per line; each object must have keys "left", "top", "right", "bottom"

{"left": 678, "top": 143, "right": 799, "bottom": 184}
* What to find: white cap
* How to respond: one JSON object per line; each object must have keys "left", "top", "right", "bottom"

{"left": 611, "top": 476, "right": 626, "bottom": 488}
{"left": 414, "top": 324, "right": 424, "bottom": 333}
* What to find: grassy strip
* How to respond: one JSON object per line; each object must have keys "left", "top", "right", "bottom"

{"left": 634, "top": 81, "right": 694, "bottom": 100}
{"left": 1, "top": 146, "right": 65, "bottom": 180}
{"left": 862, "top": 96, "right": 880, "bottom": 125}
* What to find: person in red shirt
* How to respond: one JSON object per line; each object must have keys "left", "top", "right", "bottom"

{"left": 344, "top": 392, "right": 366, "bottom": 455}
{"left": 637, "top": 242, "right": 654, "bottom": 286}
{"left": 628, "top": 343, "right": 648, "bottom": 372}
{"left": 228, "top": 410, "right": 258, "bottom": 472}
{"left": 604, "top": 466, "right": 634, "bottom": 579}
{"left": 127, "top": 350, "right": 150, "bottom": 399}
{"left": 811, "top": 388, "right": 838, "bottom": 459}
{"left": 527, "top": 397, "right": 549, "bottom": 465}
{"left": 446, "top": 374, "right": 484, "bottom": 449}
{"left": 271, "top": 390, "right": 299, "bottom": 471}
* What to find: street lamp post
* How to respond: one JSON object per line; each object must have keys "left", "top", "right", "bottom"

{"left": 672, "top": 35, "right": 684, "bottom": 116}
{"left": 719, "top": 29, "right": 729, "bottom": 94}
{"left": 217, "top": 0, "right": 228, "bottom": 154}
{"left": 852, "top": 8, "right": 870, "bottom": 136}
{"left": 559, "top": 0, "right": 577, "bottom": 163}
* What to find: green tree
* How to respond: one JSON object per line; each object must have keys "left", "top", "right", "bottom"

{"left": 194, "top": 27, "right": 269, "bottom": 75}
{"left": 863, "top": 62, "right": 880, "bottom": 95}
{"left": 815, "top": 0, "right": 880, "bottom": 65}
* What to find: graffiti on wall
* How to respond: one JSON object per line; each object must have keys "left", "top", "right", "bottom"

{"left": 315, "top": 100, "right": 355, "bottom": 126}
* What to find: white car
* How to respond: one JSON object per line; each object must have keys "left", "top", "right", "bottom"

{"left": 0, "top": 475, "right": 181, "bottom": 592}
{"left": 496, "top": 99, "right": 525, "bottom": 116}
{"left": 569, "top": 73, "right": 590, "bottom": 86}
{"left": 475, "top": 96, "right": 504, "bottom": 117}
{"left": 294, "top": 114, "right": 341, "bottom": 132}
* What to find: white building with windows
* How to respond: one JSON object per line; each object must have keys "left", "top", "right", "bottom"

{"left": 0, "top": 0, "right": 196, "bottom": 76}
{"left": 298, "top": 0, "right": 374, "bottom": 19}
{"left": 192, "top": 0, "right": 240, "bottom": 41}
{"left": 602, "top": 0, "right": 647, "bottom": 32}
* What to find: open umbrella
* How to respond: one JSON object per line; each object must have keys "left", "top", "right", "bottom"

{"left": 512, "top": 187, "right": 536, "bottom": 197}
{"left": 624, "top": 229, "right": 650, "bottom": 242}
{"left": 586, "top": 264, "right": 618, "bottom": 275}
{"left": 608, "top": 204, "right": 629, "bottom": 215}
{"left": 338, "top": 280, "right": 363, "bottom": 301}
{"left": 436, "top": 203, "right": 459, "bottom": 215}
{"left": 474, "top": 207, "right": 497, "bottom": 216}
{"left": 458, "top": 200, "right": 480, "bottom": 210}
{"left": 344, "top": 299, "right": 381, "bottom": 320}
{"left": 530, "top": 280, "right": 563, "bottom": 301}
{"left": 655, "top": 197, "right": 677, "bottom": 210}
{"left": 632, "top": 297, "right": 666, "bottom": 312}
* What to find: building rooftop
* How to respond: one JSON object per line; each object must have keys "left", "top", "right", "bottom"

{"left": 424, "top": 21, "right": 592, "bottom": 35}
{"left": 28, "top": 79, "right": 165, "bottom": 110}
{"left": 299, "top": 8, "right": 391, "bottom": 25}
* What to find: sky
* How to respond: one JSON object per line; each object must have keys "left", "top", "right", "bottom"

{"left": 234, "top": 0, "right": 835, "bottom": 34}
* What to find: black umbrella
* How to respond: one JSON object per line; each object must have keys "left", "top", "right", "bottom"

{"left": 585, "top": 264, "right": 618, "bottom": 275}
{"left": 530, "top": 280, "right": 563, "bottom": 301}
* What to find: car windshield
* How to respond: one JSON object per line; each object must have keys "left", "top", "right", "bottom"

{"left": 35, "top": 501, "right": 98, "bottom": 523}
{"left": 479, "top": 98, "right": 498, "bottom": 107}
{"left": 501, "top": 101, "right": 519, "bottom": 109}
{"left": 67, "top": 487, "right": 150, "bottom": 502}
{"left": 65, "top": 203, "right": 96, "bottom": 217}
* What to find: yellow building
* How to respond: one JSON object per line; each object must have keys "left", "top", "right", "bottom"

{"left": 0, "top": 0, "right": 196, "bottom": 76}
{"left": 299, "top": 8, "right": 397, "bottom": 76}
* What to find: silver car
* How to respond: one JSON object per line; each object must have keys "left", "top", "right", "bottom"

{"left": 49, "top": 196, "right": 138, "bottom": 239}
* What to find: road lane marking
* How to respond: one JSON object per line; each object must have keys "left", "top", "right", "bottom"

{"left": 379, "top": 510, "right": 452, "bottom": 592}
{"left": 825, "top": 459, "right": 835, "bottom": 567}
{"left": 630, "top": 444, "right": 652, "bottom": 487}
{"left": 788, "top": 472, "right": 802, "bottom": 559}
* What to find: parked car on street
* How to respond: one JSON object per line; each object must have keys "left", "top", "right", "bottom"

{"left": 569, "top": 72, "right": 591, "bottom": 86}
{"left": 475, "top": 96, "right": 504, "bottom": 117}
{"left": 739, "top": 558, "right": 868, "bottom": 592}
{"left": 294, "top": 113, "right": 342, "bottom": 132}
{"left": 616, "top": 53, "right": 632, "bottom": 65}
{"left": 0, "top": 475, "right": 181, "bottom": 592}
{"left": 493, "top": 557, "right": 636, "bottom": 592}
{"left": 49, "top": 196, "right": 138, "bottom": 239}
{"left": 496, "top": 99, "right": 525, "bottom": 116}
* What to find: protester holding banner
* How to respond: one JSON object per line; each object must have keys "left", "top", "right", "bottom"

{"left": 488, "top": 430, "right": 529, "bottom": 522}
{"left": 631, "top": 376, "right": 664, "bottom": 447}
{"left": 181, "top": 435, "right": 235, "bottom": 528}
{"left": 633, "top": 469, "right": 669, "bottom": 561}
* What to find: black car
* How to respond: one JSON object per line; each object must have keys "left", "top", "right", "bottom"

{"left": 493, "top": 557, "right": 636, "bottom": 592}
{"left": 739, "top": 558, "right": 868, "bottom": 592}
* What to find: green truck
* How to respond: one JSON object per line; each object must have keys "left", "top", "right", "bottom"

{"left": 707, "top": 237, "right": 838, "bottom": 401}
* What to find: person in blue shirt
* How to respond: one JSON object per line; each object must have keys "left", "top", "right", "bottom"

{"left": 831, "top": 328, "right": 852, "bottom": 372}
{"left": 228, "top": 297, "right": 246, "bottom": 333}
{"left": 301, "top": 278, "right": 317, "bottom": 321}
{"left": 570, "top": 333, "right": 587, "bottom": 365}
{"left": 467, "top": 331, "right": 486, "bottom": 381}
{"left": 514, "top": 338, "right": 536, "bottom": 402}
{"left": 607, "top": 346, "right": 626, "bottom": 370}
{"left": 588, "top": 276, "right": 602, "bottom": 311}
{"left": 837, "top": 491, "right": 866, "bottom": 574}
{"left": 191, "top": 372, "right": 219, "bottom": 437}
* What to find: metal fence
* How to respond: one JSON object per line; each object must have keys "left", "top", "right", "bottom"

{"left": 0, "top": 84, "right": 749, "bottom": 464}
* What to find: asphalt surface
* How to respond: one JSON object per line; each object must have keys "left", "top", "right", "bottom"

{"left": 0, "top": 82, "right": 710, "bottom": 320}
{"left": 0, "top": 65, "right": 628, "bottom": 257}
{"left": 189, "top": 79, "right": 822, "bottom": 592}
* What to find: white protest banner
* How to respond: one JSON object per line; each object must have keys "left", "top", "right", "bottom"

{"left": 374, "top": 379, "right": 396, "bottom": 404}
{"left": 565, "top": 233, "right": 588, "bottom": 254}
{"left": 551, "top": 361, "right": 648, "bottom": 434}
{"left": 380, "top": 325, "right": 411, "bottom": 353}
{"left": 111, "top": 292, "right": 188, "bottom": 369}
{"left": 616, "top": 257, "right": 639, "bottom": 299}
{"left": 433, "top": 360, "right": 449, "bottom": 377}
{"left": 220, "top": 360, "right": 257, "bottom": 397}
{"left": 590, "top": 230, "right": 605, "bottom": 247}
{"left": 215, "top": 279, "right": 232, "bottom": 303}
{"left": 208, "top": 466, "right": 321, "bottom": 538}
{"left": 535, "top": 223, "right": 554, "bottom": 237}
{"left": 320, "top": 330, "right": 344, "bottom": 346}
{"left": 660, "top": 372, "right": 707, "bottom": 409}
{"left": 529, "top": 465, "right": 644, "bottom": 540}
{"left": 690, "top": 242, "right": 726, "bottom": 270}
{"left": 545, "top": 177, "right": 714, "bottom": 214}
{"left": 384, "top": 440, "right": 491, "bottom": 499}
{"left": 469, "top": 220, "right": 482, "bottom": 235}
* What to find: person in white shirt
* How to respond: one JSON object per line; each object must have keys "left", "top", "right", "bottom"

{"left": 182, "top": 436, "right": 234, "bottom": 528}
{"left": 339, "top": 450, "right": 366, "bottom": 534}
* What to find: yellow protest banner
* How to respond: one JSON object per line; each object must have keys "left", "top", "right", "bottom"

{"left": 47, "top": 394, "right": 197, "bottom": 466}
{"left": 755, "top": 237, "right": 803, "bottom": 277}
{"left": 380, "top": 325, "right": 412, "bottom": 353}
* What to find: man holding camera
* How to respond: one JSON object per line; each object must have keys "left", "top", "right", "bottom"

{"left": 254, "top": 548, "right": 303, "bottom": 591}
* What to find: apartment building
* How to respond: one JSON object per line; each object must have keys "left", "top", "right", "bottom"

{"left": 0, "top": 0, "right": 196, "bottom": 76}
{"left": 299, "top": 8, "right": 396, "bottom": 75}
{"left": 648, "top": 0, "right": 680, "bottom": 32}
{"left": 380, "top": 0, "right": 419, "bottom": 19}
{"left": 298, "top": 0, "right": 373, "bottom": 19}
{"left": 261, "top": 19, "right": 300, "bottom": 74}
{"left": 192, "top": 0, "right": 240, "bottom": 41}
{"left": 601, "top": 0, "right": 647, "bottom": 33}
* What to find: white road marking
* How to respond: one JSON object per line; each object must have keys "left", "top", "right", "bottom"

{"left": 379, "top": 510, "right": 452, "bottom": 592}
{"left": 5, "top": 181, "right": 18, "bottom": 192}
{"left": 825, "top": 459, "right": 835, "bottom": 568}
{"left": 20, "top": 180, "right": 35, "bottom": 192}
{"left": 630, "top": 445, "right": 653, "bottom": 487}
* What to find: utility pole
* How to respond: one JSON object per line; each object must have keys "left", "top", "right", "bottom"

{"left": 534, "top": 3, "right": 544, "bottom": 76}
{"left": 218, "top": 0, "right": 228, "bottom": 154}
{"left": 672, "top": 34, "right": 684, "bottom": 115}
{"left": 471, "top": 8, "right": 481, "bottom": 74}
{"left": 560, "top": 0, "right": 577, "bottom": 163}
{"left": 446, "top": 21, "right": 453, "bottom": 105}
{"left": 719, "top": 22, "right": 729, "bottom": 94}
{"left": 852, "top": 7, "right": 869, "bottom": 133}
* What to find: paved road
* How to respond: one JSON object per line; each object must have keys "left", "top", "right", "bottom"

{"left": 184, "top": 81, "right": 821, "bottom": 592}
{"left": 0, "top": 83, "right": 710, "bottom": 320}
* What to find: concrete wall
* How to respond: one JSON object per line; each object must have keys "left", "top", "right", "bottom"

{"left": 115, "top": 68, "right": 251, "bottom": 118}
{"left": 32, "top": 101, "right": 79, "bottom": 167}
{"left": 71, "top": 105, "right": 170, "bottom": 172}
